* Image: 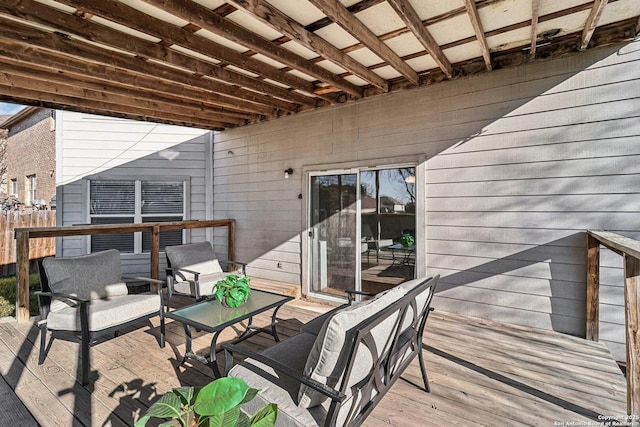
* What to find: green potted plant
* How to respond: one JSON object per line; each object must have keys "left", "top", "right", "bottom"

{"left": 214, "top": 274, "right": 251, "bottom": 308}
{"left": 399, "top": 233, "right": 414, "bottom": 248}
{"left": 135, "top": 376, "right": 277, "bottom": 427}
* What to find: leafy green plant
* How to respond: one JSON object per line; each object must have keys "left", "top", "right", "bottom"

{"left": 399, "top": 233, "right": 415, "bottom": 248}
{"left": 0, "top": 274, "right": 41, "bottom": 318}
{"left": 214, "top": 275, "right": 251, "bottom": 308}
{"left": 135, "top": 376, "right": 276, "bottom": 427}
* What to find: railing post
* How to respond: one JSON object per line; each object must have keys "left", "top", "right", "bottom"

{"left": 624, "top": 254, "right": 640, "bottom": 422}
{"left": 15, "top": 230, "right": 30, "bottom": 323}
{"left": 586, "top": 233, "right": 600, "bottom": 341}
{"left": 228, "top": 219, "right": 236, "bottom": 263}
{"left": 151, "top": 225, "right": 160, "bottom": 283}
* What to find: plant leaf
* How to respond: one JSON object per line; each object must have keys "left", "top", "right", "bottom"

{"left": 248, "top": 403, "right": 278, "bottom": 427}
{"left": 134, "top": 415, "right": 151, "bottom": 427}
{"left": 205, "top": 406, "right": 241, "bottom": 427}
{"left": 239, "top": 388, "right": 259, "bottom": 405}
{"left": 173, "top": 386, "right": 196, "bottom": 405}
{"left": 141, "top": 392, "right": 183, "bottom": 419}
{"left": 194, "top": 377, "right": 250, "bottom": 416}
{"left": 236, "top": 412, "right": 251, "bottom": 427}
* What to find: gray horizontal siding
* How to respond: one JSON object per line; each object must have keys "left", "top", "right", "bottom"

{"left": 214, "top": 41, "right": 640, "bottom": 361}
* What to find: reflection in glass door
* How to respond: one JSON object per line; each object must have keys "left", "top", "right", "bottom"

{"left": 309, "top": 173, "right": 358, "bottom": 296}
{"left": 309, "top": 167, "right": 416, "bottom": 299}
{"left": 360, "top": 168, "right": 416, "bottom": 294}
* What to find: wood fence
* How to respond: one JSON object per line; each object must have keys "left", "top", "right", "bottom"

{"left": 1, "top": 210, "right": 56, "bottom": 276}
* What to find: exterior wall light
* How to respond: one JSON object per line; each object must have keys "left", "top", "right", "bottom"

{"left": 284, "top": 168, "right": 293, "bottom": 179}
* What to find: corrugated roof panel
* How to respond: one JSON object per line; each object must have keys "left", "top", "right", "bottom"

{"left": 600, "top": 0, "right": 640, "bottom": 26}
{"left": 315, "top": 23, "right": 360, "bottom": 49}
{"left": 429, "top": 14, "right": 477, "bottom": 45}
{"left": 543, "top": 10, "right": 591, "bottom": 36}
{"left": 266, "top": 0, "right": 326, "bottom": 26}
{"left": 90, "top": 15, "right": 161, "bottom": 43}
{"left": 33, "top": 0, "right": 76, "bottom": 14}
{"left": 120, "top": 0, "right": 189, "bottom": 27}
{"left": 539, "top": 0, "right": 591, "bottom": 16}
{"left": 479, "top": 0, "right": 533, "bottom": 33}
{"left": 407, "top": 0, "right": 466, "bottom": 20}
{"left": 444, "top": 42, "right": 483, "bottom": 64}
{"left": 280, "top": 40, "right": 321, "bottom": 61}
{"left": 191, "top": 0, "right": 226, "bottom": 10}
{"left": 487, "top": 27, "right": 532, "bottom": 51}
{"left": 287, "top": 69, "right": 318, "bottom": 82}
{"left": 251, "top": 53, "right": 287, "bottom": 69}
{"left": 194, "top": 28, "right": 249, "bottom": 53}
{"left": 384, "top": 33, "right": 428, "bottom": 57}
{"left": 372, "top": 65, "right": 402, "bottom": 80}
{"left": 347, "top": 47, "right": 384, "bottom": 67}
{"left": 343, "top": 75, "right": 369, "bottom": 86}
{"left": 226, "top": 9, "right": 284, "bottom": 40}
{"left": 406, "top": 54, "right": 439, "bottom": 73}
{"left": 315, "top": 59, "right": 348, "bottom": 75}
{"left": 354, "top": 2, "right": 406, "bottom": 36}
{"left": 170, "top": 44, "right": 222, "bottom": 64}
{"left": 224, "top": 64, "right": 260, "bottom": 78}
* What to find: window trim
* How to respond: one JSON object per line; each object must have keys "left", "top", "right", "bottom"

{"left": 86, "top": 178, "right": 189, "bottom": 254}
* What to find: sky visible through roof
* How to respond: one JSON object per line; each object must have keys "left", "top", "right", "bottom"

{"left": 0, "top": 102, "right": 24, "bottom": 115}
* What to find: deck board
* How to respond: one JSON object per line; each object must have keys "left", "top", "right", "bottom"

{"left": 0, "top": 299, "right": 628, "bottom": 426}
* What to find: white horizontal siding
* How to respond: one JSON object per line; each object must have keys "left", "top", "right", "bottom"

{"left": 56, "top": 111, "right": 210, "bottom": 276}
{"left": 214, "top": 40, "right": 640, "bottom": 361}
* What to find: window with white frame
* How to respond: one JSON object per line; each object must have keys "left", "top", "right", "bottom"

{"left": 89, "top": 179, "right": 185, "bottom": 253}
{"left": 10, "top": 179, "right": 17, "bottom": 197}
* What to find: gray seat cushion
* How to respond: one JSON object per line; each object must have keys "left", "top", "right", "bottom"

{"left": 42, "top": 249, "right": 128, "bottom": 312}
{"left": 298, "top": 286, "right": 406, "bottom": 408}
{"left": 228, "top": 332, "right": 321, "bottom": 427}
{"left": 47, "top": 293, "right": 161, "bottom": 332}
{"left": 165, "top": 242, "right": 223, "bottom": 282}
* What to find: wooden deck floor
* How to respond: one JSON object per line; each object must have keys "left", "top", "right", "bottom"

{"left": 0, "top": 297, "right": 628, "bottom": 426}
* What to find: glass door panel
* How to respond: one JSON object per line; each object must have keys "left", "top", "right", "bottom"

{"left": 360, "top": 167, "right": 416, "bottom": 294}
{"left": 309, "top": 173, "right": 358, "bottom": 296}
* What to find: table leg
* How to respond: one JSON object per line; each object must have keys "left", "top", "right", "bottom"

{"left": 183, "top": 324, "right": 193, "bottom": 359}
{"left": 271, "top": 305, "right": 283, "bottom": 342}
{"left": 209, "top": 330, "right": 223, "bottom": 378}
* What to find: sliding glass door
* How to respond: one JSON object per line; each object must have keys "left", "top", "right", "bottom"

{"left": 309, "top": 167, "right": 416, "bottom": 298}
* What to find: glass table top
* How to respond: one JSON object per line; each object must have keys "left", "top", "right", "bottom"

{"left": 166, "top": 289, "right": 293, "bottom": 331}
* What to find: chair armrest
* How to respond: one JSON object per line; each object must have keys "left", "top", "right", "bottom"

{"left": 167, "top": 267, "right": 200, "bottom": 282}
{"left": 222, "top": 344, "right": 346, "bottom": 403}
{"left": 123, "top": 276, "right": 165, "bottom": 285}
{"left": 219, "top": 260, "right": 247, "bottom": 275}
{"left": 31, "top": 290, "right": 90, "bottom": 304}
{"left": 344, "top": 289, "right": 376, "bottom": 304}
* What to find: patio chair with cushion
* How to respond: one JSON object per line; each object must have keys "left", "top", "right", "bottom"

{"left": 223, "top": 275, "right": 439, "bottom": 427}
{"left": 164, "top": 241, "right": 247, "bottom": 309}
{"left": 34, "top": 249, "right": 165, "bottom": 385}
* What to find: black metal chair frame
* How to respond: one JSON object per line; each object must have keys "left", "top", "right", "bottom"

{"left": 34, "top": 261, "right": 166, "bottom": 386}
{"left": 223, "top": 276, "right": 437, "bottom": 427}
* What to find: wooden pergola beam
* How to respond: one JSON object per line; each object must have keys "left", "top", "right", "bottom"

{"left": 0, "top": 60, "right": 255, "bottom": 125}
{"left": 227, "top": 0, "right": 389, "bottom": 92}
{"left": 530, "top": 0, "right": 540, "bottom": 60}
{"left": 0, "top": 18, "right": 301, "bottom": 113}
{"left": 54, "top": 0, "right": 321, "bottom": 98}
{"left": 0, "top": 42, "right": 275, "bottom": 117}
{"left": 0, "top": 76, "right": 234, "bottom": 129}
{"left": 463, "top": 0, "right": 493, "bottom": 71}
{"left": 386, "top": 0, "right": 453, "bottom": 78}
{"left": 140, "top": 0, "right": 363, "bottom": 99}
{"left": 579, "top": 0, "right": 609, "bottom": 51}
{"left": 308, "top": 0, "right": 419, "bottom": 85}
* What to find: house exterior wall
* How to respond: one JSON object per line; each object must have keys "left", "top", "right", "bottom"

{"left": 55, "top": 110, "right": 210, "bottom": 276}
{"left": 4, "top": 108, "right": 56, "bottom": 206}
{"left": 214, "top": 40, "right": 640, "bottom": 361}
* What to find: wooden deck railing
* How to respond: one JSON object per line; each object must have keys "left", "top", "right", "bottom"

{"left": 13, "top": 219, "right": 235, "bottom": 323}
{"left": 586, "top": 230, "right": 639, "bottom": 420}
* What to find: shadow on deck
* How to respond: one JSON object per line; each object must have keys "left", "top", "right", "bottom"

{"left": 0, "top": 297, "right": 627, "bottom": 426}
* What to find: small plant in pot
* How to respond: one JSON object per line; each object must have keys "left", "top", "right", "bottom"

{"left": 135, "top": 376, "right": 277, "bottom": 427}
{"left": 214, "top": 274, "right": 251, "bottom": 308}
{"left": 399, "top": 233, "right": 415, "bottom": 248}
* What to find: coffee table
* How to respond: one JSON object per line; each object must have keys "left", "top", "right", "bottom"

{"left": 166, "top": 289, "right": 294, "bottom": 378}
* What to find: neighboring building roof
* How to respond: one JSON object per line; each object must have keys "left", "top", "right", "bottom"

{"left": 0, "top": 106, "right": 40, "bottom": 129}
